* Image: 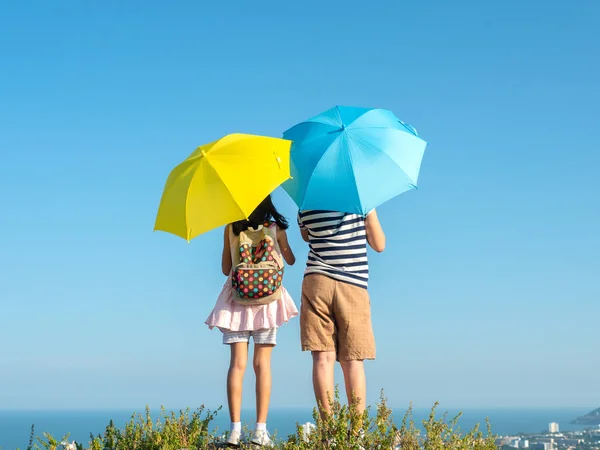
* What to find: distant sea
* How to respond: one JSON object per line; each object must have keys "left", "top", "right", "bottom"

{"left": 0, "top": 407, "right": 594, "bottom": 449}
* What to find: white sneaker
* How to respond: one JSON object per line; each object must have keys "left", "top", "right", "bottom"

{"left": 226, "top": 429, "right": 242, "bottom": 447}
{"left": 301, "top": 422, "right": 316, "bottom": 442}
{"left": 250, "top": 429, "right": 274, "bottom": 447}
{"left": 348, "top": 428, "right": 366, "bottom": 450}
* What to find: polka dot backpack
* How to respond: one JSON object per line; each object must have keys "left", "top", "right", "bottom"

{"left": 230, "top": 221, "right": 284, "bottom": 305}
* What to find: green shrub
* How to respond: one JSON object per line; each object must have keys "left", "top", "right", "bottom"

{"left": 16, "top": 390, "right": 497, "bottom": 449}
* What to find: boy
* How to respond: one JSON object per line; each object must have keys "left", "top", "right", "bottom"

{"left": 298, "top": 209, "right": 385, "bottom": 417}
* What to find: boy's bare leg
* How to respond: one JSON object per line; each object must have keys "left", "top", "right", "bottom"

{"left": 312, "top": 351, "right": 336, "bottom": 417}
{"left": 340, "top": 359, "right": 367, "bottom": 432}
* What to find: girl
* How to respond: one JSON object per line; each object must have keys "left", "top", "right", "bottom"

{"left": 205, "top": 195, "right": 298, "bottom": 448}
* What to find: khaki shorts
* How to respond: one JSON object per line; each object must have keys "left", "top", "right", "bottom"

{"left": 300, "top": 274, "right": 376, "bottom": 361}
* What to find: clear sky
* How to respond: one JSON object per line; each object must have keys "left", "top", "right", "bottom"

{"left": 1, "top": 0, "right": 599, "bottom": 411}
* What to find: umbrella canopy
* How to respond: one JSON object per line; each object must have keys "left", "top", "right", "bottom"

{"left": 154, "top": 133, "right": 291, "bottom": 241}
{"left": 283, "top": 106, "right": 427, "bottom": 215}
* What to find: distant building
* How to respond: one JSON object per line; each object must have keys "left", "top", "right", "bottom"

{"left": 548, "top": 422, "right": 559, "bottom": 433}
{"left": 520, "top": 439, "right": 529, "bottom": 448}
{"left": 509, "top": 437, "right": 521, "bottom": 448}
{"left": 556, "top": 438, "right": 583, "bottom": 446}
{"left": 530, "top": 443, "right": 554, "bottom": 450}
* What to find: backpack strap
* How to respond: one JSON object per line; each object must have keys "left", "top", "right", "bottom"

{"left": 261, "top": 222, "right": 277, "bottom": 243}
{"left": 229, "top": 222, "right": 284, "bottom": 269}
{"left": 229, "top": 223, "right": 268, "bottom": 266}
{"left": 262, "top": 222, "right": 284, "bottom": 267}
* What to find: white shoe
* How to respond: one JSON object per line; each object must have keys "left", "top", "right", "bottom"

{"left": 301, "top": 422, "right": 316, "bottom": 442}
{"left": 226, "top": 429, "right": 242, "bottom": 447}
{"left": 348, "top": 428, "right": 366, "bottom": 450}
{"left": 250, "top": 429, "right": 274, "bottom": 447}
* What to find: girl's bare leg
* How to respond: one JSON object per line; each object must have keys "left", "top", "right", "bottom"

{"left": 253, "top": 343, "right": 274, "bottom": 423}
{"left": 227, "top": 342, "right": 248, "bottom": 422}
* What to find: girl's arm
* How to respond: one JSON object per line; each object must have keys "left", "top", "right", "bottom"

{"left": 277, "top": 227, "right": 296, "bottom": 265}
{"left": 365, "top": 209, "right": 386, "bottom": 253}
{"left": 222, "top": 225, "right": 232, "bottom": 275}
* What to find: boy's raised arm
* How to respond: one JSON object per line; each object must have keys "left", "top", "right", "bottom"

{"left": 365, "top": 210, "right": 386, "bottom": 253}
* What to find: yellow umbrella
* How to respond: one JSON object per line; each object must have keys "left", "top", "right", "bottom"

{"left": 154, "top": 133, "right": 292, "bottom": 241}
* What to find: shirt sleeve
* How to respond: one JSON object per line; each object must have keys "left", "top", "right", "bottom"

{"left": 297, "top": 212, "right": 306, "bottom": 230}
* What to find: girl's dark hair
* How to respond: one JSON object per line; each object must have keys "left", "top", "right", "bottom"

{"left": 231, "top": 195, "right": 289, "bottom": 236}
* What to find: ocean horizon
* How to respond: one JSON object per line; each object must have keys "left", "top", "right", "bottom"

{"left": 0, "top": 406, "right": 594, "bottom": 449}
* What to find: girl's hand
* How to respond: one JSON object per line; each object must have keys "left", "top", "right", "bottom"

{"left": 277, "top": 227, "right": 296, "bottom": 265}
{"left": 222, "top": 225, "right": 232, "bottom": 275}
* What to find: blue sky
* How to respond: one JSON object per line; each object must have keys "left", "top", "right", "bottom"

{"left": 1, "top": 0, "right": 599, "bottom": 411}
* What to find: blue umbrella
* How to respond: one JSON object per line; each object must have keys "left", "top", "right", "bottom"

{"left": 282, "top": 105, "right": 427, "bottom": 215}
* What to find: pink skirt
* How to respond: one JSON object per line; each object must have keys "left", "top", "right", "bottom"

{"left": 205, "top": 281, "right": 298, "bottom": 332}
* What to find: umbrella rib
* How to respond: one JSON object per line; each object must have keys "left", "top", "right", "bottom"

{"left": 345, "top": 138, "right": 365, "bottom": 214}
{"left": 184, "top": 155, "right": 248, "bottom": 239}
{"left": 300, "top": 133, "right": 364, "bottom": 214}
{"left": 358, "top": 127, "right": 424, "bottom": 184}
{"left": 297, "top": 134, "right": 346, "bottom": 211}
{"left": 348, "top": 132, "right": 419, "bottom": 188}
{"left": 352, "top": 125, "right": 422, "bottom": 138}
{"left": 380, "top": 151, "right": 418, "bottom": 188}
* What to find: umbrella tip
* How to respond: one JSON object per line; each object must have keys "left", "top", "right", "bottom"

{"left": 398, "top": 120, "right": 418, "bottom": 136}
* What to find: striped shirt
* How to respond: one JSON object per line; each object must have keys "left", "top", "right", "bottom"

{"left": 298, "top": 210, "right": 369, "bottom": 289}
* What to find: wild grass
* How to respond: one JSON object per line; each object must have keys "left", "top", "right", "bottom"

{"left": 15, "top": 390, "right": 496, "bottom": 450}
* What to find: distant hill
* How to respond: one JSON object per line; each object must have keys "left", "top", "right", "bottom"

{"left": 572, "top": 408, "right": 600, "bottom": 425}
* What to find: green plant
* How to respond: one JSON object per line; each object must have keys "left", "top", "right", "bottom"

{"left": 30, "top": 432, "right": 70, "bottom": 450}
{"left": 27, "top": 424, "right": 35, "bottom": 450}
{"left": 19, "top": 390, "right": 497, "bottom": 449}
{"left": 88, "top": 405, "right": 220, "bottom": 450}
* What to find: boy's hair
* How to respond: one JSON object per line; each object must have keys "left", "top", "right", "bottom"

{"left": 231, "top": 195, "right": 289, "bottom": 236}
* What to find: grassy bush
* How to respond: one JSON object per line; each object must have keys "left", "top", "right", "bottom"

{"left": 15, "top": 390, "right": 497, "bottom": 450}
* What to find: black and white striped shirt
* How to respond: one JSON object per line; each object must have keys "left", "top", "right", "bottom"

{"left": 298, "top": 210, "right": 369, "bottom": 289}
